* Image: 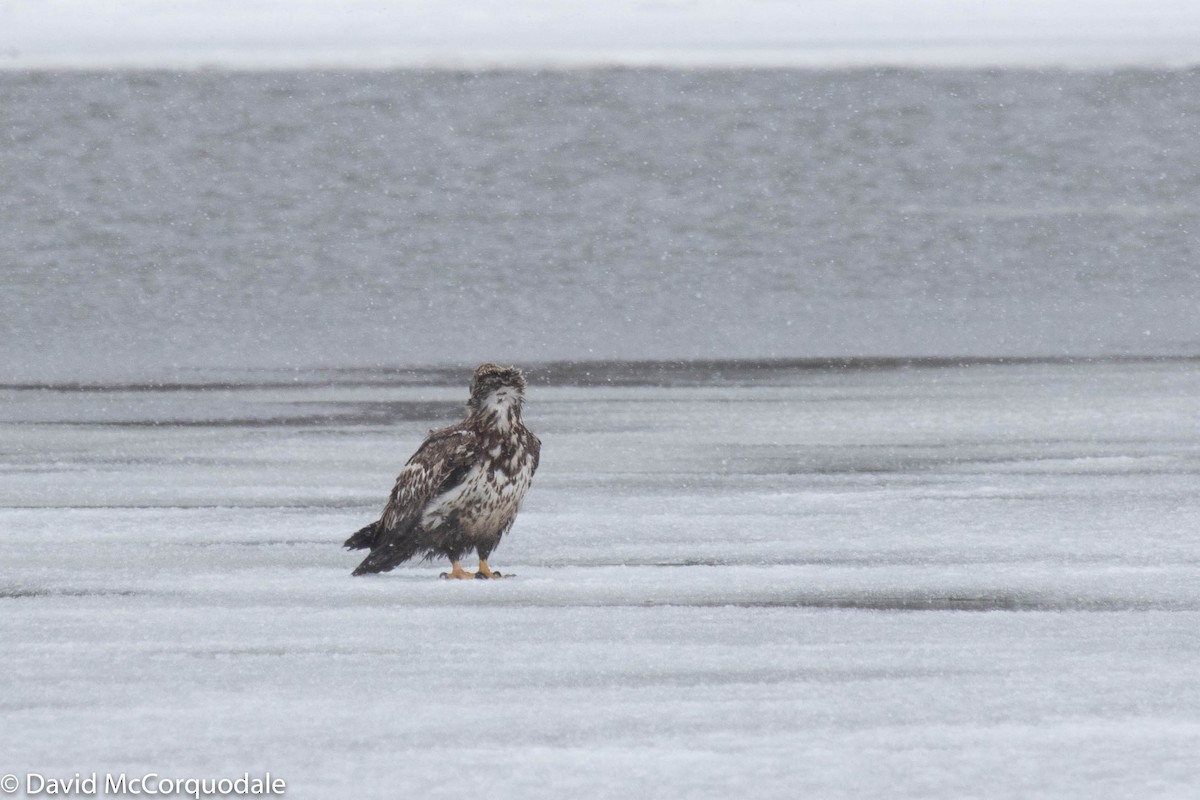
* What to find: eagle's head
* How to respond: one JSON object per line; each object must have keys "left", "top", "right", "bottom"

{"left": 468, "top": 363, "right": 527, "bottom": 415}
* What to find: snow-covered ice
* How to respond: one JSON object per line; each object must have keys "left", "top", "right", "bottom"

{"left": 4, "top": 0, "right": 1200, "bottom": 68}
{"left": 3, "top": 359, "right": 1199, "bottom": 798}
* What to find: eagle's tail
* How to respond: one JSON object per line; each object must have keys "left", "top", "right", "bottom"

{"left": 351, "top": 535, "right": 422, "bottom": 576}
{"left": 344, "top": 521, "right": 380, "bottom": 550}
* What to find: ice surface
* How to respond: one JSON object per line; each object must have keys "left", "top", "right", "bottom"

{"left": 3, "top": 359, "right": 1199, "bottom": 798}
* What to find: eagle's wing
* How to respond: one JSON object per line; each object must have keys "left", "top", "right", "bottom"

{"left": 350, "top": 425, "right": 477, "bottom": 574}
{"left": 383, "top": 424, "right": 479, "bottom": 536}
{"left": 526, "top": 429, "right": 542, "bottom": 476}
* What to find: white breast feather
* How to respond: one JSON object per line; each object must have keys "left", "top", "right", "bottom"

{"left": 420, "top": 453, "right": 534, "bottom": 534}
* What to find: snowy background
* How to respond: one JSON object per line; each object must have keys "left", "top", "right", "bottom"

{"left": 3, "top": 2, "right": 1200, "bottom": 798}
{"left": 5, "top": 68, "right": 1200, "bottom": 382}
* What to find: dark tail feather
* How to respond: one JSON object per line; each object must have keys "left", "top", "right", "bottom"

{"left": 351, "top": 535, "right": 421, "bottom": 576}
{"left": 344, "top": 521, "right": 380, "bottom": 550}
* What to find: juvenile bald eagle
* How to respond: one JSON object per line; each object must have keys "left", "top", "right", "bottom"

{"left": 345, "top": 363, "right": 540, "bottom": 578}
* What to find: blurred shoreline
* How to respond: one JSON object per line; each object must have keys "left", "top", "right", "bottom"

{"left": 2, "top": 353, "right": 1197, "bottom": 393}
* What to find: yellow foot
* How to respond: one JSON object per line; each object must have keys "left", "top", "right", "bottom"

{"left": 439, "top": 561, "right": 477, "bottom": 580}
{"left": 474, "top": 559, "right": 510, "bottom": 580}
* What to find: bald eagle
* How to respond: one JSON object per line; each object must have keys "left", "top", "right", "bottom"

{"left": 345, "top": 363, "right": 540, "bottom": 578}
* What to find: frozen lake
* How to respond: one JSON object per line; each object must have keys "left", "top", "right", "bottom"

{"left": 3, "top": 358, "right": 1199, "bottom": 798}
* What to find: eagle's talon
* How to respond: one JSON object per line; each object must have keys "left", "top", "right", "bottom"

{"left": 472, "top": 559, "right": 507, "bottom": 580}
{"left": 441, "top": 561, "right": 478, "bottom": 579}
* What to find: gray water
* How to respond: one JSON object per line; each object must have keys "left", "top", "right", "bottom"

{"left": 3, "top": 69, "right": 1199, "bottom": 383}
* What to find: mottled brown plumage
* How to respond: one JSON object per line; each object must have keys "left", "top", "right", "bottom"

{"left": 345, "top": 363, "right": 540, "bottom": 578}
